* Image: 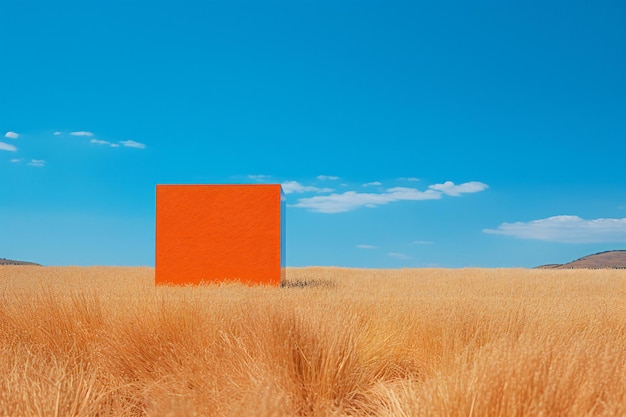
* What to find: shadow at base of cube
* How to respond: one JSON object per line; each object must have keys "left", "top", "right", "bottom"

{"left": 282, "top": 279, "right": 336, "bottom": 289}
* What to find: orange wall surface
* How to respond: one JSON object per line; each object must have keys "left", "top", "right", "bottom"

{"left": 155, "top": 184, "right": 284, "bottom": 286}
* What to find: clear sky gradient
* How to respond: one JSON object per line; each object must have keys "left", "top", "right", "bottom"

{"left": 2, "top": 1, "right": 625, "bottom": 267}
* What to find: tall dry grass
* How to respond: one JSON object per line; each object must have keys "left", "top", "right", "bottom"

{"left": 0, "top": 266, "right": 624, "bottom": 416}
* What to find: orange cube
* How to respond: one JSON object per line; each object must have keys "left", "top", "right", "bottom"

{"left": 155, "top": 184, "right": 285, "bottom": 286}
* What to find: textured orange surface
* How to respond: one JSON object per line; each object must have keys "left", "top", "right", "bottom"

{"left": 155, "top": 184, "right": 284, "bottom": 286}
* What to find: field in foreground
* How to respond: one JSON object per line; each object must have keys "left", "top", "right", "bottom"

{"left": 0, "top": 267, "right": 624, "bottom": 416}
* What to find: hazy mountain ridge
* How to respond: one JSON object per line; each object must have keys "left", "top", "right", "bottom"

{"left": 536, "top": 250, "right": 626, "bottom": 269}
{"left": 0, "top": 258, "right": 41, "bottom": 266}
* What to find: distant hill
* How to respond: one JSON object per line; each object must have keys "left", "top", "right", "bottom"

{"left": 536, "top": 250, "right": 626, "bottom": 269}
{"left": 0, "top": 258, "right": 41, "bottom": 266}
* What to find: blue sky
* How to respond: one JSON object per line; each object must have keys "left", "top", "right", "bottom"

{"left": 2, "top": 0, "right": 625, "bottom": 267}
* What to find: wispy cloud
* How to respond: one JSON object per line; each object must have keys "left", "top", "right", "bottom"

{"left": 317, "top": 175, "right": 339, "bottom": 180}
{"left": 429, "top": 181, "right": 488, "bottom": 196}
{"left": 249, "top": 174, "right": 272, "bottom": 181}
{"left": 27, "top": 159, "right": 46, "bottom": 167}
{"left": 363, "top": 181, "right": 382, "bottom": 187}
{"left": 90, "top": 138, "right": 143, "bottom": 148}
{"left": 290, "top": 191, "right": 400, "bottom": 212}
{"left": 398, "top": 177, "right": 420, "bottom": 182}
{"left": 70, "top": 131, "right": 94, "bottom": 137}
{"left": 0, "top": 142, "right": 17, "bottom": 152}
{"left": 281, "top": 181, "right": 334, "bottom": 194}
{"left": 291, "top": 180, "right": 487, "bottom": 213}
{"left": 290, "top": 188, "right": 439, "bottom": 213}
{"left": 356, "top": 244, "right": 377, "bottom": 249}
{"left": 388, "top": 252, "right": 412, "bottom": 260}
{"left": 484, "top": 215, "right": 626, "bottom": 243}
{"left": 385, "top": 187, "right": 443, "bottom": 200}
{"left": 10, "top": 158, "right": 22, "bottom": 163}
{"left": 120, "top": 140, "right": 146, "bottom": 149}
{"left": 53, "top": 131, "right": 62, "bottom": 136}
{"left": 412, "top": 240, "right": 433, "bottom": 245}
{"left": 4, "top": 131, "right": 19, "bottom": 139}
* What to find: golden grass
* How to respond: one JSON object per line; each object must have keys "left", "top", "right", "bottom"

{"left": 0, "top": 266, "right": 624, "bottom": 416}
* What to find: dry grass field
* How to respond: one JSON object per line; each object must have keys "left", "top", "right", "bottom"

{"left": 0, "top": 266, "right": 624, "bottom": 416}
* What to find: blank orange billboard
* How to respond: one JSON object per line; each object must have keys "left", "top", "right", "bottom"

{"left": 155, "top": 184, "right": 285, "bottom": 286}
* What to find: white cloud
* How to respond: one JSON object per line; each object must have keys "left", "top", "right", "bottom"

{"left": 70, "top": 131, "right": 94, "bottom": 137}
{"left": 363, "top": 181, "right": 382, "bottom": 187}
{"left": 91, "top": 139, "right": 122, "bottom": 148}
{"left": 290, "top": 188, "right": 441, "bottom": 213}
{"left": 484, "top": 215, "right": 626, "bottom": 243}
{"left": 281, "top": 181, "right": 334, "bottom": 194}
{"left": 290, "top": 181, "right": 487, "bottom": 213}
{"left": 53, "top": 131, "right": 62, "bottom": 136}
{"left": 388, "top": 252, "right": 412, "bottom": 260}
{"left": 249, "top": 174, "right": 272, "bottom": 181}
{"left": 398, "top": 177, "right": 420, "bottom": 182}
{"left": 317, "top": 175, "right": 339, "bottom": 180}
{"left": 357, "top": 244, "right": 377, "bottom": 249}
{"left": 120, "top": 140, "right": 146, "bottom": 149}
{"left": 429, "top": 181, "right": 489, "bottom": 196}
{"left": 4, "top": 131, "right": 19, "bottom": 139}
{"left": 10, "top": 158, "right": 22, "bottom": 163}
{"left": 0, "top": 142, "right": 17, "bottom": 152}
{"left": 412, "top": 240, "right": 433, "bottom": 245}
{"left": 27, "top": 159, "right": 46, "bottom": 167}
{"left": 386, "top": 187, "right": 442, "bottom": 201}
{"left": 290, "top": 191, "right": 399, "bottom": 213}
